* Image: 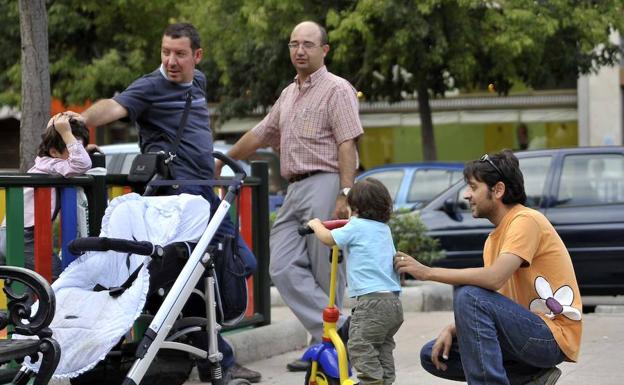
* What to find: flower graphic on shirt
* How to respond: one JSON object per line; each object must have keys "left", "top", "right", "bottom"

{"left": 529, "top": 276, "right": 582, "bottom": 321}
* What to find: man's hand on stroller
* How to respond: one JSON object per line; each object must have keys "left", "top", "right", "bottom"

{"left": 214, "top": 159, "right": 224, "bottom": 179}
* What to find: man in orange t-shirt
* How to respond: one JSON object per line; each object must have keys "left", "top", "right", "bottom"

{"left": 395, "top": 149, "right": 582, "bottom": 385}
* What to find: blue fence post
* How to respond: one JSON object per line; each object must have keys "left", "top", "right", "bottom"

{"left": 60, "top": 187, "right": 77, "bottom": 269}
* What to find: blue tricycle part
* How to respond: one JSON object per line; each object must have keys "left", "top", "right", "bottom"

{"left": 301, "top": 341, "right": 352, "bottom": 379}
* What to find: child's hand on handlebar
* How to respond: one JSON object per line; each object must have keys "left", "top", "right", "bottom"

{"left": 306, "top": 218, "right": 336, "bottom": 247}
{"left": 307, "top": 218, "right": 322, "bottom": 229}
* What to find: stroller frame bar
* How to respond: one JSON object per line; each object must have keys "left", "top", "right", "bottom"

{"left": 122, "top": 188, "right": 239, "bottom": 385}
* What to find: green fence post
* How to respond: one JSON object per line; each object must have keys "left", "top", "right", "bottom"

{"left": 5, "top": 187, "right": 24, "bottom": 268}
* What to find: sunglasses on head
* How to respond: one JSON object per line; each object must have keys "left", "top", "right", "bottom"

{"left": 480, "top": 154, "right": 506, "bottom": 181}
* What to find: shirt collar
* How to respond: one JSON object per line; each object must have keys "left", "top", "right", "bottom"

{"left": 294, "top": 65, "right": 328, "bottom": 87}
{"left": 159, "top": 64, "right": 193, "bottom": 86}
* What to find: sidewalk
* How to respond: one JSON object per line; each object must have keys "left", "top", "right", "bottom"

{"left": 183, "top": 283, "right": 624, "bottom": 384}
{"left": 45, "top": 282, "right": 623, "bottom": 385}
{"left": 209, "top": 310, "right": 624, "bottom": 385}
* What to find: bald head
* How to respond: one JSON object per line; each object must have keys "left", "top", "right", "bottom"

{"left": 291, "top": 21, "right": 328, "bottom": 45}
{"left": 289, "top": 21, "right": 329, "bottom": 79}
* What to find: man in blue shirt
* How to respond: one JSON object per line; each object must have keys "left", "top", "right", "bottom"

{"left": 70, "top": 23, "right": 259, "bottom": 384}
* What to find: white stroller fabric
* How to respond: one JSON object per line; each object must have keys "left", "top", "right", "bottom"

{"left": 18, "top": 193, "right": 211, "bottom": 378}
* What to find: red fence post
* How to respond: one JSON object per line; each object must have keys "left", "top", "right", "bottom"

{"left": 239, "top": 185, "right": 255, "bottom": 317}
{"left": 33, "top": 188, "right": 53, "bottom": 282}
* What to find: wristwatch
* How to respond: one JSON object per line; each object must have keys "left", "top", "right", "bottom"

{"left": 339, "top": 187, "right": 351, "bottom": 197}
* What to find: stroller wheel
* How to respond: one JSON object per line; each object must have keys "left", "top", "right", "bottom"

{"left": 69, "top": 347, "right": 193, "bottom": 385}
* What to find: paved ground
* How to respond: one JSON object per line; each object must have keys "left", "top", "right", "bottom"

{"left": 183, "top": 305, "right": 624, "bottom": 385}
{"left": 43, "top": 284, "right": 622, "bottom": 385}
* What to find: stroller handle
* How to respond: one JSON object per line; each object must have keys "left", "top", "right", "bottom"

{"left": 213, "top": 151, "right": 247, "bottom": 179}
{"left": 68, "top": 237, "right": 164, "bottom": 258}
{"left": 298, "top": 219, "right": 349, "bottom": 236}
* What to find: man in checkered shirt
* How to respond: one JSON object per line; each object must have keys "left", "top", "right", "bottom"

{"left": 219, "top": 20, "right": 363, "bottom": 372}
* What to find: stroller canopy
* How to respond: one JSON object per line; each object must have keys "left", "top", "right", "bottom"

{"left": 20, "top": 193, "right": 211, "bottom": 378}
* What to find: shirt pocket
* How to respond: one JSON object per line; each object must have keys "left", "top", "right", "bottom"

{"left": 297, "top": 107, "right": 328, "bottom": 139}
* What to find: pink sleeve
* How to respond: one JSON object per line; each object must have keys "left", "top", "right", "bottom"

{"left": 251, "top": 94, "right": 283, "bottom": 150}
{"left": 34, "top": 141, "right": 92, "bottom": 177}
{"left": 328, "top": 83, "right": 363, "bottom": 144}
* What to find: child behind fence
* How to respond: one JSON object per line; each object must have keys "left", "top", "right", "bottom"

{"left": 0, "top": 113, "right": 94, "bottom": 278}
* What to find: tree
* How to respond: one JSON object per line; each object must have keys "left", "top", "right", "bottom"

{"left": 326, "top": 0, "right": 624, "bottom": 160}
{"left": 1, "top": 0, "right": 181, "bottom": 108}
{"left": 1, "top": 0, "right": 182, "bottom": 168}
{"left": 19, "top": 0, "right": 50, "bottom": 171}
{"left": 181, "top": 0, "right": 355, "bottom": 120}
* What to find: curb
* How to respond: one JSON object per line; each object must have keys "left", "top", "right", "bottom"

{"left": 226, "top": 317, "right": 309, "bottom": 364}
{"left": 270, "top": 281, "right": 453, "bottom": 312}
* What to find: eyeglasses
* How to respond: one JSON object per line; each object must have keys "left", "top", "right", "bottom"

{"left": 287, "top": 41, "right": 324, "bottom": 50}
{"left": 480, "top": 154, "right": 506, "bottom": 181}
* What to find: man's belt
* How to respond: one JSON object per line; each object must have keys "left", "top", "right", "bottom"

{"left": 288, "top": 171, "right": 322, "bottom": 184}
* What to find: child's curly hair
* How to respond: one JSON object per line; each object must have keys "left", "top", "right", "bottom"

{"left": 38, "top": 118, "right": 89, "bottom": 157}
{"left": 347, "top": 177, "right": 393, "bottom": 223}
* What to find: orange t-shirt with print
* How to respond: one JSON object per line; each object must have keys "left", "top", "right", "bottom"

{"left": 483, "top": 204, "right": 582, "bottom": 362}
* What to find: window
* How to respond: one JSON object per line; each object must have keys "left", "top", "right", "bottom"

{"left": 363, "top": 170, "right": 404, "bottom": 201}
{"left": 519, "top": 156, "right": 551, "bottom": 207}
{"left": 407, "top": 169, "right": 461, "bottom": 204}
{"left": 456, "top": 184, "right": 470, "bottom": 211}
{"left": 556, "top": 154, "right": 624, "bottom": 207}
{"left": 120, "top": 154, "right": 138, "bottom": 174}
{"left": 454, "top": 156, "right": 551, "bottom": 210}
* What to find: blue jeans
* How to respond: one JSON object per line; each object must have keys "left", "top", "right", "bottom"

{"left": 420, "top": 286, "right": 566, "bottom": 385}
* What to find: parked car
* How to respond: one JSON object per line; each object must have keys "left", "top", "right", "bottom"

{"left": 419, "top": 146, "right": 624, "bottom": 296}
{"left": 356, "top": 162, "right": 464, "bottom": 211}
{"left": 98, "top": 142, "right": 287, "bottom": 211}
{"left": 99, "top": 142, "right": 246, "bottom": 177}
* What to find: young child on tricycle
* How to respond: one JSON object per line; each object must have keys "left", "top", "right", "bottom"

{"left": 307, "top": 177, "right": 404, "bottom": 385}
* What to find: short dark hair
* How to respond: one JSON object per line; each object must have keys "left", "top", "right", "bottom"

{"left": 347, "top": 178, "right": 393, "bottom": 223}
{"left": 38, "top": 118, "right": 90, "bottom": 157}
{"left": 164, "top": 23, "right": 201, "bottom": 51}
{"left": 315, "top": 22, "right": 328, "bottom": 45}
{"left": 463, "top": 149, "right": 527, "bottom": 205}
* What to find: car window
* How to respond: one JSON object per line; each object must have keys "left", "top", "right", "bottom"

{"left": 556, "top": 153, "right": 624, "bottom": 207}
{"left": 120, "top": 154, "right": 138, "bottom": 174}
{"left": 519, "top": 156, "right": 551, "bottom": 207}
{"left": 407, "top": 169, "right": 460, "bottom": 203}
{"left": 451, "top": 171, "right": 463, "bottom": 184}
{"left": 455, "top": 184, "right": 471, "bottom": 211}
{"left": 452, "top": 156, "right": 551, "bottom": 210}
{"left": 362, "top": 170, "right": 404, "bottom": 201}
{"left": 104, "top": 154, "right": 115, "bottom": 171}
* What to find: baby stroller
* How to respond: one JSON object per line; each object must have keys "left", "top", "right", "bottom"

{"left": 13, "top": 153, "right": 251, "bottom": 385}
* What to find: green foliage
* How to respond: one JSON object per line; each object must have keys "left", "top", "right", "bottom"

{"left": 388, "top": 209, "right": 443, "bottom": 266}
{"left": 1, "top": 0, "right": 180, "bottom": 106}
{"left": 328, "top": 0, "right": 624, "bottom": 98}
{"left": 0, "top": 0, "right": 21, "bottom": 105}
{"left": 2, "top": 0, "right": 622, "bottom": 113}
{"left": 181, "top": 0, "right": 356, "bottom": 120}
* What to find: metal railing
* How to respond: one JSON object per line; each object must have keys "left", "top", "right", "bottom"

{"left": 0, "top": 158, "right": 271, "bottom": 327}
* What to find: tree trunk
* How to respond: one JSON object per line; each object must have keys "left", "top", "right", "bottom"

{"left": 18, "top": 0, "right": 50, "bottom": 172}
{"left": 417, "top": 82, "right": 437, "bottom": 161}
